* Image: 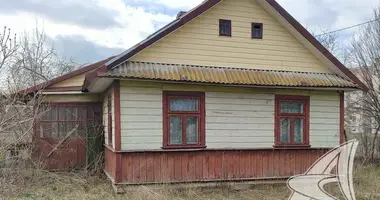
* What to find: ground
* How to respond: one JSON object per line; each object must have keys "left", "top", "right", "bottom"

{"left": 0, "top": 164, "right": 380, "bottom": 200}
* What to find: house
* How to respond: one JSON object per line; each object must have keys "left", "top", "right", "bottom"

{"left": 22, "top": 0, "right": 366, "bottom": 188}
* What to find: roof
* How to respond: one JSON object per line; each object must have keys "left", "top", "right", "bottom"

{"left": 101, "top": 61, "right": 359, "bottom": 89}
{"left": 103, "top": 0, "right": 367, "bottom": 91}
{"left": 20, "top": 56, "right": 115, "bottom": 94}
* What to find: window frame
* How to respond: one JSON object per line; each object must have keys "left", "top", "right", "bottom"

{"left": 274, "top": 95, "right": 310, "bottom": 148}
{"left": 162, "top": 91, "right": 206, "bottom": 149}
{"left": 251, "top": 22, "right": 263, "bottom": 39}
{"left": 219, "top": 19, "right": 232, "bottom": 37}
{"left": 36, "top": 102, "right": 102, "bottom": 139}
{"left": 107, "top": 94, "right": 113, "bottom": 146}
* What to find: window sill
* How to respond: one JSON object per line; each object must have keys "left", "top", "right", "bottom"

{"left": 161, "top": 146, "right": 207, "bottom": 151}
{"left": 273, "top": 144, "right": 311, "bottom": 149}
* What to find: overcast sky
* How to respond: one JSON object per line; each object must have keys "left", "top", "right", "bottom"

{"left": 0, "top": 0, "right": 378, "bottom": 64}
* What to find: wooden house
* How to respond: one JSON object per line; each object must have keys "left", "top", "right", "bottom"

{"left": 22, "top": 0, "right": 366, "bottom": 188}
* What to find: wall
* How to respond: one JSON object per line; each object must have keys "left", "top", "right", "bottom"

{"left": 49, "top": 74, "right": 86, "bottom": 88}
{"left": 119, "top": 148, "right": 328, "bottom": 184}
{"left": 102, "top": 86, "right": 115, "bottom": 149}
{"left": 120, "top": 81, "right": 340, "bottom": 151}
{"left": 129, "top": 0, "right": 331, "bottom": 73}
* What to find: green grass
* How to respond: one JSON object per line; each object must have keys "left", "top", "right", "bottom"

{"left": 1, "top": 164, "right": 380, "bottom": 200}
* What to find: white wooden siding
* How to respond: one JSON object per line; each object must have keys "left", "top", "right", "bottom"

{"left": 120, "top": 81, "right": 162, "bottom": 150}
{"left": 102, "top": 86, "right": 115, "bottom": 148}
{"left": 119, "top": 81, "right": 340, "bottom": 150}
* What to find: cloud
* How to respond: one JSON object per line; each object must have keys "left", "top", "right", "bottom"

{"left": 123, "top": 0, "right": 203, "bottom": 11}
{"left": 0, "top": 0, "right": 378, "bottom": 66}
{"left": 0, "top": 0, "right": 121, "bottom": 29}
{"left": 52, "top": 35, "right": 124, "bottom": 64}
{"left": 277, "top": 0, "right": 378, "bottom": 36}
{"left": 0, "top": 0, "right": 175, "bottom": 51}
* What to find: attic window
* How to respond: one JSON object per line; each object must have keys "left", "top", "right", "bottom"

{"left": 252, "top": 23, "right": 263, "bottom": 39}
{"left": 219, "top": 19, "right": 231, "bottom": 36}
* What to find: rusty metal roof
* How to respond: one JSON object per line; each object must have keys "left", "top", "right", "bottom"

{"left": 103, "top": 61, "right": 359, "bottom": 89}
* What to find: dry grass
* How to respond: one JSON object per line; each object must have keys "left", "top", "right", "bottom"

{"left": 1, "top": 164, "right": 380, "bottom": 200}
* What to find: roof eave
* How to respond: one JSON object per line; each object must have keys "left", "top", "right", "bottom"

{"left": 18, "top": 56, "right": 116, "bottom": 95}
{"left": 98, "top": 75, "right": 360, "bottom": 91}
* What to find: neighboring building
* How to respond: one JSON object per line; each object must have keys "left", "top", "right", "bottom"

{"left": 22, "top": 0, "right": 366, "bottom": 188}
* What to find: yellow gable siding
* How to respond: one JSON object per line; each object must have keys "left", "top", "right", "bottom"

{"left": 130, "top": 0, "right": 331, "bottom": 73}
{"left": 50, "top": 74, "right": 86, "bottom": 88}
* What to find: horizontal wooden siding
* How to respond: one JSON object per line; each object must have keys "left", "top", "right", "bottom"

{"left": 119, "top": 81, "right": 340, "bottom": 150}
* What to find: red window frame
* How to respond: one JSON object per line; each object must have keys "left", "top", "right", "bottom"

{"left": 107, "top": 94, "right": 113, "bottom": 146}
{"left": 163, "top": 91, "right": 206, "bottom": 149}
{"left": 274, "top": 95, "right": 310, "bottom": 148}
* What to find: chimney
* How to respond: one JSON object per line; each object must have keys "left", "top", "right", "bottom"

{"left": 176, "top": 11, "right": 187, "bottom": 19}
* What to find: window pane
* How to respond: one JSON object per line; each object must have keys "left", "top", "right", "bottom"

{"left": 170, "top": 116, "right": 182, "bottom": 144}
{"left": 59, "top": 107, "right": 66, "bottom": 120}
{"left": 294, "top": 119, "right": 304, "bottom": 143}
{"left": 219, "top": 20, "right": 231, "bottom": 36}
{"left": 186, "top": 117, "right": 198, "bottom": 144}
{"left": 280, "top": 118, "right": 290, "bottom": 143}
{"left": 170, "top": 99, "right": 198, "bottom": 111}
{"left": 66, "top": 107, "right": 77, "bottom": 120}
{"left": 280, "top": 102, "right": 304, "bottom": 114}
{"left": 253, "top": 29, "right": 262, "bottom": 37}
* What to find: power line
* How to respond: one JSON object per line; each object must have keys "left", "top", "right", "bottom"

{"left": 315, "top": 18, "right": 380, "bottom": 37}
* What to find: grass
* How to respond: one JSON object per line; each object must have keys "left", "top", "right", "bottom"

{"left": 1, "top": 164, "right": 380, "bottom": 200}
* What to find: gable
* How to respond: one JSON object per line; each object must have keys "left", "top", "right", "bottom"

{"left": 129, "top": 0, "right": 331, "bottom": 73}
{"left": 49, "top": 74, "right": 87, "bottom": 88}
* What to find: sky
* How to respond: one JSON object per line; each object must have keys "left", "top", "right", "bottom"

{"left": 0, "top": 0, "right": 378, "bottom": 65}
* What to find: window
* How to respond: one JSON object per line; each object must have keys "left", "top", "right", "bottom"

{"left": 219, "top": 19, "right": 231, "bottom": 36}
{"left": 252, "top": 23, "right": 263, "bottom": 39}
{"left": 163, "top": 91, "right": 205, "bottom": 149}
{"left": 275, "top": 95, "right": 309, "bottom": 147}
{"left": 107, "top": 94, "right": 113, "bottom": 146}
{"left": 37, "top": 103, "right": 101, "bottom": 139}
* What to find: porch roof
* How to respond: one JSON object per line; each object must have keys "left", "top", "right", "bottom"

{"left": 100, "top": 61, "right": 359, "bottom": 89}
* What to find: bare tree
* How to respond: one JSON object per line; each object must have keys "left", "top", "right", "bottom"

{"left": 0, "top": 26, "right": 78, "bottom": 179}
{"left": 6, "top": 27, "right": 76, "bottom": 92}
{"left": 348, "top": 7, "right": 380, "bottom": 163}
{"left": 0, "top": 26, "right": 17, "bottom": 70}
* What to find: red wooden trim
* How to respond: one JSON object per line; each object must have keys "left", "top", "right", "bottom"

{"left": 274, "top": 95, "right": 310, "bottom": 147}
{"left": 114, "top": 80, "right": 121, "bottom": 151}
{"left": 113, "top": 80, "right": 122, "bottom": 184}
{"left": 107, "top": 93, "right": 113, "bottom": 146}
{"left": 19, "top": 56, "right": 115, "bottom": 94}
{"left": 162, "top": 91, "right": 206, "bottom": 149}
{"left": 340, "top": 92, "right": 345, "bottom": 144}
{"left": 110, "top": 147, "right": 331, "bottom": 153}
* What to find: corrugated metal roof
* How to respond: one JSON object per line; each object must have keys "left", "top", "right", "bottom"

{"left": 104, "top": 61, "right": 359, "bottom": 88}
